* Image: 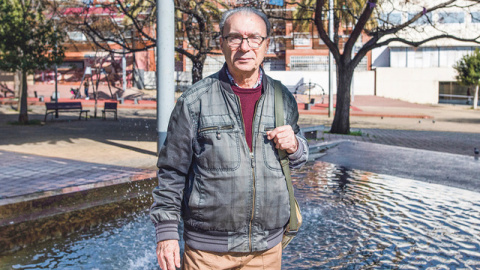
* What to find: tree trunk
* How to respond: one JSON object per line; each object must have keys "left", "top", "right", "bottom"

{"left": 330, "top": 65, "right": 353, "bottom": 134}
{"left": 14, "top": 70, "right": 21, "bottom": 99}
{"left": 191, "top": 56, "right": 206, "bottom": 84}
{"left": 474, "top": 84, "right": 479, "bottom": 110}
{"left": 94, "top": 78, "right": 98, "bottom": 118}
{"left": 18, "top": 70, "right": 29, "bottom": 124}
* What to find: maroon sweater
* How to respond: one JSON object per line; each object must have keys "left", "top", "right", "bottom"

{"left": 231, "top": 83, "right": 263, "bottom": 151}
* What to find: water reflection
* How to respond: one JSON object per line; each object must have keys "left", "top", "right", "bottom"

{"left": 284, "top": 161, "right": 480, "bottom": 269}
{"left": 1, "top": 161, "right": 480, "bottom": 269}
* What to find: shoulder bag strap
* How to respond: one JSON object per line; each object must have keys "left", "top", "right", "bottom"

{"left": 273, "top": 80, "right": 299, "bottom": 233}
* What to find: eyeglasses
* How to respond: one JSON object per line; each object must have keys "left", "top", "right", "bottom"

{"left": 223, "top": 35, "right": 267, "bottom": 49}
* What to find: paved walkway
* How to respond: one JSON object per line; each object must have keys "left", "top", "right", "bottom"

{"left": 308, "top": 128, "right": 480, "bottom": 156}
{"left": 0, "top": 150, "right": 155, "bottom": 202}
{"left": 0, "top": 94, "right": 479, "bottom": 202}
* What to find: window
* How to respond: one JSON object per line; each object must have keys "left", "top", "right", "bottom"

{"left": 266, "top": 40, "right": 285, "bottom": 54}
{"left": 379, "top": 12, "right": 402, "bottom": 26}
{"left": 438, "top": 12, "right": 465, "bottom": 24}
{"left": 439, "top": 81, "right": 474, "bottom": 105}
{"left": 263, "top": 58, "right": 286, "bottom": 71}
{"left": 67, "top": 31, "right": 87, "bottom": 41}
{"left": 59, "top": 61, "right": 84, "bottom": 70}
{"left": 290, "top": 56, "right": 329, "bottom": 71}
{"left": 408, "top": 12, "right": 433, "bottom": 25}
{"left": 293, "top": 33, "right": 311, "bottom": 46}
{"left": 268, "top": 0, "right": 284, "bottom": 5}
{"left": 471, "top": 12, "right": 480, "bottom": 23}
{"left": 414, "top": 48, "right": 424, "bottom": 67}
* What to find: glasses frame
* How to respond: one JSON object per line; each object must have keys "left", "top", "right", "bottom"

{"left": 223, "top": 35, "right": 267, "bottom": 49}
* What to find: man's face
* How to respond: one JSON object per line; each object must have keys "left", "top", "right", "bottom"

{"left": 220, "top": 12, "right": 270, "bottom": 76}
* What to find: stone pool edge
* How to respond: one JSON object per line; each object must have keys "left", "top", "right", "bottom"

{"left": 0, "top": 171, "right": 157, "bottom": 255}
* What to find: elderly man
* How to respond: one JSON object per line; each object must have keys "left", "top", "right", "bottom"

{"left": 150, "top": 7, "right": 308, "bottom": 270}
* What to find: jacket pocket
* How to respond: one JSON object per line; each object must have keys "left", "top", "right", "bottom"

{"left": 187, "top": 175, "right": 204, "bottom": 220}
{"left": 262, "top": 126, "right": 282, "bottom": 171}
{"left": 195, "top": 124, "right": 241, "bottom": 171}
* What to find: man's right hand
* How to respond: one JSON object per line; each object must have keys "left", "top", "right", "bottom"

{"left": 156, "top": 240, "right": 181, "bottom": 270}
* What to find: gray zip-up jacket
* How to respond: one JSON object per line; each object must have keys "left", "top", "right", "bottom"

{"left": 150, "top": 65, "right": 308, "bottom": 253}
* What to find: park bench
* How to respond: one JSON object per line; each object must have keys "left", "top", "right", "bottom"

{"left": 300, "top": 125, "right": 325, "bottom": 140}
{"left": 102, "top": 102, "right": 118, "bottom": 120}
{"left": 44, "top": 102, "right": 89, "bottom": 122}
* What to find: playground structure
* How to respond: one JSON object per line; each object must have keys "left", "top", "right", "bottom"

{"left": 295, "top": 81, "right": 326, "bottom": 109}
{"left": 70, "top": 52, "right": 123, "bottom": 100}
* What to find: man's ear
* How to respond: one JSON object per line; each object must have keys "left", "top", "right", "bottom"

{"left": 219, "top": 36, "right": 224, "bottom": 47}
{"left": 264, "top": 38, "right": 271, "bottom": 53}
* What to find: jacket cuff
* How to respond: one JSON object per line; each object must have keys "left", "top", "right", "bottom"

{"left": 155, "top": 221, "right": 180, "bottom": 243}
{"left": 288, "top": 135, "right": 305, "bottom": 161}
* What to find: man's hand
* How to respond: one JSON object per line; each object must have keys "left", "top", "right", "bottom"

{"left": 156, "top": 240, "right": 181, "bottom": 270}
{"left": 266, "top": 125, "right": 298, "bottom": 154}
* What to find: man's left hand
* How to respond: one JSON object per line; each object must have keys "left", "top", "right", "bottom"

{"left": 266, "top": 125, "right": 298, "bottom": 154}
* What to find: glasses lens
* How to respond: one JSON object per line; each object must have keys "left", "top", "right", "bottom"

{"left": 227, "top": 36, "right": 242, "bottom": 47}
{"left": 249, "top": 36, "right": 263, "bottom": 47}
{"left": 226, "top": 35, "right": 264, "bottom": 48}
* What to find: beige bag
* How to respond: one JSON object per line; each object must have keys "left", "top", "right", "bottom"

{"left": 281, "top": 199, "right": 303, "bottom": 248}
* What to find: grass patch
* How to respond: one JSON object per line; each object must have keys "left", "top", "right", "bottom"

{"left": 8, "top": 119, "right": 43, "bottom": 126}
{"left": 349, "top": 130, "right": 363, "bottom": 136}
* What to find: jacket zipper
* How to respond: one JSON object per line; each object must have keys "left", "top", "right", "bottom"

{"left": 234, "top": 95, "right": 254, "bottom": 251}
{"left": 198, "top": 124, "right": 234, "bottom": 133}
{"left": 249, "top": 100, "right": 262, "bottom": 251}
{"left": 236, "top": 94, "right": 264, "bottom": 252}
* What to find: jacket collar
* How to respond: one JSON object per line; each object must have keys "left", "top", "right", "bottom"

{"left": 219, "top": 63, "right": 271, "bottom": 95}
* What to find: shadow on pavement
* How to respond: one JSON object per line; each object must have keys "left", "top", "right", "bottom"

{"left": 0, "top": 110, "right": 158, "bottom": 157}
{"left": 443, "top": 118, "right": 480, "bottom": 124}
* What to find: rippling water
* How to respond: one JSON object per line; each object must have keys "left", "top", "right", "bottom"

{"left": 1, "top": 161, "right": 480, "bottom": 269}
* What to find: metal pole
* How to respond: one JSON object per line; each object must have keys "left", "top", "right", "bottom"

{"left": 122, "top": 48, "right": 127, "bottom": 93}
{"left": 328, "top": 0, "right": 334, "bottom": 118}
{"left": 132, "top": 29, "right": 136, "bottom": 88}
{"left": 308, "top": 80, "right": 311, "bottom": 103}
{"left": 54, "top": 24, "right": 58, "bottom": 118}
{"left": 157, "top": 0, "right": 175, "bottom": 154}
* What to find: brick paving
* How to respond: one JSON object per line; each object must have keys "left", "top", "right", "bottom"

{"left": 0, "top": 150, "right": 155, "bottom": 200}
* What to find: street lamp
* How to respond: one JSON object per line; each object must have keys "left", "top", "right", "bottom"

{"left": 156, "top": 0, "right": 175, "bottom": 154}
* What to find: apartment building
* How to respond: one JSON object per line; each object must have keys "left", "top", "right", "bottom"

{"left": 372, "top": 0, "right": 480, "bottom": 104}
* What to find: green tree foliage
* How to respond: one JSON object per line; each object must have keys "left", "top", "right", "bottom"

{"left": 454, "top": 48, "right": 480, "bottom": 109}
{"left": 454, "top": 49, "right": 480, "bottom": 86}
{"left": 0, "top": 0, "right": 65, "bottom": 123}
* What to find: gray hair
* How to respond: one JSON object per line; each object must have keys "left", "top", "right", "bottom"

{"left": 219, "top": 7, "right": 271, "bottom": 37}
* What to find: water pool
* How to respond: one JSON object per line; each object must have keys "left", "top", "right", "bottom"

{"left": 2, "top": 161, "right": 480, "bottom": 269}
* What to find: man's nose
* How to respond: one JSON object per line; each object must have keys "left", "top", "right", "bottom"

{"left": 239, "top": 38, "right": 251, "bottom": 52}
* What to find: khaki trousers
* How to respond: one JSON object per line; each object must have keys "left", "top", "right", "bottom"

{"left": 182, "top": 243, "right": 282, "bottom": 270}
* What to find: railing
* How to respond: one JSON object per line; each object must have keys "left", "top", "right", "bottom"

{"left": 439, "top": 94, "right": 472, "bottom": 99}
{"left": 439, "top": 94, "right": 478, "bottom": 105}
